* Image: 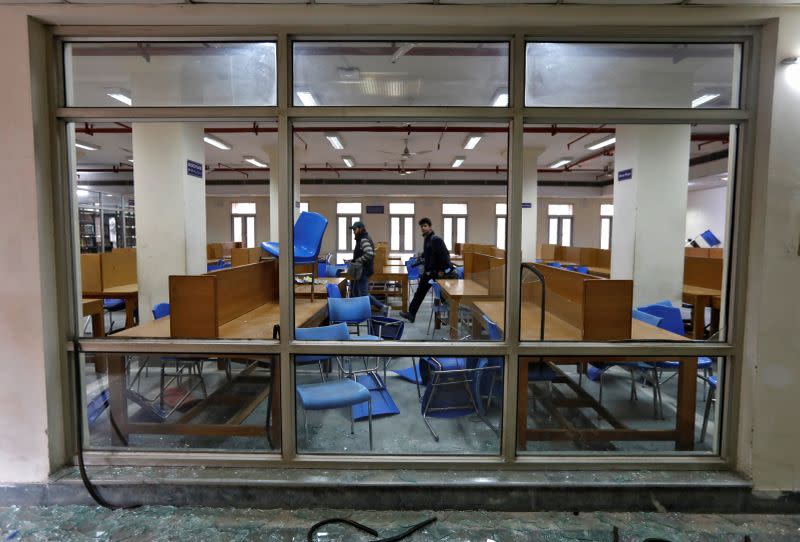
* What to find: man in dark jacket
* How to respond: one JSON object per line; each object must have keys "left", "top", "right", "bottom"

{"left": 399, "top": 217, "right": 453, "bottom": 323}
{"left": 349, "top": 222, "right": 389, "bottom": 315}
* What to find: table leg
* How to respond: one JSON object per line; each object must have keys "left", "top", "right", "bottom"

{"left": 90, "top": 313, "right": 107, "bottom": 373}
{"left": 107, "top": 353, "right": 130, "bottom": 446}
{"left": 449, "top": 298, "right": 461, "bottom": 339}
{"left": 691, "top": 296, "right": 709, "bottom": 340}
{"left": 401, "top": 276, "right": 409, "bottom": 313}
{"left": 675, "top": 357, "right": 698, "bottom": 451}
{"left": 517, "top": 358, "right": 529, "bottom": 450}
{"left": 123, "top": 296, "right": 138, "bottom": 330}
{"left": 270, "top": 358, "right": 281, "bottom": 449}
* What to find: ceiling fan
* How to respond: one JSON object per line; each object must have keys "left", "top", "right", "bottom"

{"left": 378, "top": 138, "right": 433, "bottom": 160}
{"left": 396, "top": 159, "right": 426, "bottom": 176}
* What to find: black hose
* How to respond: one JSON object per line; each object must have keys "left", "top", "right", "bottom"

{"left": 307, "top": 516, "right": 436, "bottom": 542}
{"left": 72, "top": 338, "right": 140, "bottom": 510}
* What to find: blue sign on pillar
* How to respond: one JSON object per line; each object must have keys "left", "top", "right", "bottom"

{"left": 187, "top": 160, "right": 203, "bottom": 178}
{"left": 521, "top": 202, "right": 532, "bottom": 208}
{"left": 617, "top": 168, "right": 633, "bottom": 182}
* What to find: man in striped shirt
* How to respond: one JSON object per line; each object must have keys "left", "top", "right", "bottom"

{"left": 350, "top": 222, "right": 390, "bottom": 316}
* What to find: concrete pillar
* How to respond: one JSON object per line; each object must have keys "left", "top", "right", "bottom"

{"left": 611, "top": 125, "right": 690, "bottom": 307}
{"left": 522, "top": 147, "right": 545, "bottom": 261}
{"left": 132, "top": 123, "right": 207, "bottom": 323}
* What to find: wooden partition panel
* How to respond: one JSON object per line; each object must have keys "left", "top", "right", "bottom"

{"left": 539, "top": 244, "right": 557, "bottom": 261}
{"left": 709, "top": 248, "right": 723, "bottom": 259}
{"left": 684, "top": 256, "right": 723, "bottom": 290}
{"left": 231, "top": 247, "right": 261, "bottom": 267}
{"left": 487, "top": 257, "right": 506, "bottom": 296}
{"left": 685, "top": 247, "right": 711, "bottom": 258}
{"left": 583, "top": 280, "right": 633, "bottom": 340}
{"left": 454, "top": 242, "right": 463, "bottom": 255}
{"left": 101, "top": 249, "right": 137, "bottom": 288}
{"left": 594, "top": 248, "right": 611, "bottom": 268}
{"left": 211, "top": 260, "right": 277, "bottom": 325}
{"left": 169, "top": 275, "right": 218, "bottom": 338}
{"left": 374, "top": 244, "right": 388, "bottom": 269}
{"left": 532, "top": 263, "right": 586, "bottom": 328}
{"left": 560, "top": 246, "right": 581, "bottom": 264}
{"left": 80, "top": 254, "right": 102, "bottom": 293}
{"left": 579, "top": 247, "right": 611, "bottom": 268}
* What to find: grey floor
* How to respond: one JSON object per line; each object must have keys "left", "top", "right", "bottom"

{"left": 84, "top": 289, "right": 718, "bottom": 454}
{"left": 3, "top": 506, "right": 800, "bottom": 541}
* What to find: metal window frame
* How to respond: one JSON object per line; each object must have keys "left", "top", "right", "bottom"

{"left": 52, "top": 24, "right": 757, "bottom": 471}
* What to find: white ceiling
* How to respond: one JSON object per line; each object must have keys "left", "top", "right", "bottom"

{"left": 4, "top": 0, "right": 800, "bottom": 4}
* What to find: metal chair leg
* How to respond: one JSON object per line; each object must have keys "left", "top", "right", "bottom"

{"left": 368, "top": 397, "right": 373, "bottom": 451}
{"left": 700, "top": 387, "right": 715, "bottom": 442}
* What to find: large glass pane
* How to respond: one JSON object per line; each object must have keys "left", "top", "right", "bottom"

{"left": 65, "top": 42, "right": 277, "bottom": 107}
{"left": 522, "top": 123, "right": 734, "bottom": 343}
{"left": 79, "top": 351, "right": 279, "bottom": 452}
{"left": 295, "top": 353, "right": 502, "bottom": 454}
{"left": 68, "top": 120, "right": 278, "bottom": 340}
{"left": 525, "top": 42, "right": 741, "bottom": 108}
{"left": 517, "top": 355, "right": 723, "bottom": 454}
{"left": 293, "top": 121, "right": 508, "bottom": 343}
{"left": 293, "top": 41, "right": 509, "bottom": 107}
{"left": 496, "top": 217, "right": 506, "bottom": 250}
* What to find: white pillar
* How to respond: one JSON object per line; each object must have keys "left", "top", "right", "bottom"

{"left": 522, "top": 147, "right": 545, "bottom": 261}
{"left": 132, "top": 123, "right": 207, "bottom": 323}
{"left": 611, "top": 125, "right": 690, "bottom": 307}
{"left": 266, "top": 144, "right": 279, "bottom": 240}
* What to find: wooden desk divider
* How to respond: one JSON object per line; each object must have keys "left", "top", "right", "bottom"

{"left": 538, "top": 244, "right": 611, "bottom": 269}
{"left": 231, "top": 247, "right": 262, "bottom": 267}
{"left": 374, "top": 244, "right": 388, "bottom": 269}
{"left": 684, "top": 256, "right": 723, "bottom": 290}
{"left": 169, "top": 259, "right": 278, "bottom": 338}
{"left": 461, "top": 243, "right": 506, "bottom": 259}
{"left": 100, "top": 248, "right": 137, "bottom": 288}
{"left": 454, "top": 242, "right": 463, "bottom": 255}
{"left": 80, "top": 254, "right": 103, "bottom": 292}
{"left": 529, "top": 262, "right": 633, "bottom": 340}
{"left": 465, "top": 253, "right": 506, "bottom": 295}
{"left": 207, "top": 242, "right": 241, "bottom": 260}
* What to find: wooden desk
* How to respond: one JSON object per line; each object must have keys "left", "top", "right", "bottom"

{"left": 682, "top": 285, "right": 722, "bottom": 340}
{"left": 295, "top": 277, "right": 346, "bottom": 299}
{"left": 82, "top": 283, "right": 138, "bottom": 330}
{"left": 82, "top": 299, "right": 105, "bottom": 338}
{"left": 468, "top": 299, "right": 697, "bottom": 450}
{"left": 586, "top": 266, "right": 610, "bottom": 278}
{"left": 112, "top": 299, "right": 327, "bottom": 448}
{"left": 370, "top": 266, "right": 409, "bottom": 312}
{"left": 438, "top": 279, "right": 501, "bottom": 339}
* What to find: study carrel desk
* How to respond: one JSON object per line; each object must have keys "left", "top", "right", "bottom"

{"left": 113, "top": 260, "right": 327, "bottom": 448}
{"left": 81, "top": 251, "right": 139, "bottom": 330}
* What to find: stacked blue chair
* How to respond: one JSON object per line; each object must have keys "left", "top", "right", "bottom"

{"left": 261, "top": 211, "right": 328, "bottom": 301}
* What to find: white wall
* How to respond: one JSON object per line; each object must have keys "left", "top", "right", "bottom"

{"left": 536, "top": 197, "right": 613, "bottom": 251}
{"left": 686, "top": 186, "right": 728, "bottom": 247}
{"left": 206, "top": 196, "right": 270, "bottom": 245}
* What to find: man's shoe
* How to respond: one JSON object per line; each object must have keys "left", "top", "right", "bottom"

{"left": 399, "top": 311, "right": 415, "bottom": 323}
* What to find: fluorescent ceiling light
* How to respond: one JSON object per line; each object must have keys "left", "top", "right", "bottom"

{"left": 296, "top": 91, "right": 318, "bottom": 106}
{"left": 451, "top": 156, "right": 465, "bottom": 168}
{"left": 463, "top": 134, "right": 482, "bottom": 150}
{"left": 491, "top": 90, "right": 508, "bottom": 107}
{"left": 106, "top": 88, "right": 132, "bottom": 106}
{"left": 75, "top": 140, "right": 100, "bottom": 151}
{"left": 325, "top": 133, "right": 344, "bottom": 150}
{"left": 341, "top": 156, "right": 355, "bottom": 168}
{"left": 586, "top": 137, "right": 616, "bottom": 151}
{"left": 76, "top": 189, "right": 89, "bottom": 197}
{"left": 77, "top": 185, "right": 88, "bottom": 189}
{"left": 549, "top": 158, "right": 572, "bottom": 169}
{"left": 243, "top": 156, "right": 268, "bottom": 168}
{"left": 203, "top": 134, "right": 231, "bottom": 150}
{"left": 126, "top": 157, "right": 134, "bottom": 163}
{"left": 692, "top": 93, "right": 720, "bottom": 108}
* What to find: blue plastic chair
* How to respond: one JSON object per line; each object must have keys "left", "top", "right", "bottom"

{"left": 427, "top": 282, "right": 450, "bottom": 339}
{"left": 295, "top": 323, "right": 350, "bottom": 381}
{"left": 103, "top": 298, "right": 126, "bottom": 332}
{"left": 152, "top": 302, "right": 170, "bottom": 320}
{"left": 296, "top": 377, "right": 373, "bottom": 451}
{"left": 328, "top": 296, "right": 373, "bottom": 335}
{"left": 261, "top": 211, "right": 328, "bottom": 300}
{"left": 576, "top": 266, "right": 589, "bottom": 274}
{"left": 699, "top": 375, "right": 718, "bottom": 442}
{"left": 326, "top": 283, "right": 342, "bottom": 299}
{"left": 546, "top": 262, "right": 562, "bottom": 268}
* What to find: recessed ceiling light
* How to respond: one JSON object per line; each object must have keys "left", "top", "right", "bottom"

{"left": 549, "top": 158, "right": 572, "bottom": 169}
{"left": 463, "top": 134, "right": 483, "bottom": 150}
{"left": 491, "top": 89, "right": 508, "bottom": 107}
{"left": 342, "top": 156, "right": 355, "bottom": 168}
{"left": 75, "top": 140, "right": 100, "bottom": 151}
{"left": 586, "top": 137, "right": 616, "bottom": 151}
{"left": 296, "top": 91, "right": 318, "bottom": 106}
{"left": 203, "top": 134, "right": 231, "bottom": 150}
{"left": 325, "top": 133, "right": 345, "bottom": 150}
{"left": 692, "top": 93, "right": 720, "bottom": 108}
{"left": 105, "top": 88, "right": 132, "bottom": 106}
{"left": 451, "top": 156, "right": 465, "bottom": 168}
{"left": 243, "top": 156, "right": 268, "bottom": 168}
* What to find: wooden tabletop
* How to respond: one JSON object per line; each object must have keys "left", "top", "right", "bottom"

{"left": 438, "top": 279, "right": 489, "bottom": 299}
{"left": 374, "top": 266, "right": 408, "bottom": 277}
{"left": 683, "top": 285, "right": 722, "bottom": 297}
{"left": 117, "top": 298, "right": 328, "bottom": 339}
{"left": 84, "top": 283, "right": 138, "bottom": 296}
{"left": 472, "top": 300, "right": 686, "bottom": 341}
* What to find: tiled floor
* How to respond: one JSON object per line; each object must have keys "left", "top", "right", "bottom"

{"left": 2, "top": 506, "right": 800, "bottom": 541}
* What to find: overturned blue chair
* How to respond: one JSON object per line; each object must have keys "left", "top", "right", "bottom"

{"left": 261, "top": 211, "right": 328, "bottom": 301}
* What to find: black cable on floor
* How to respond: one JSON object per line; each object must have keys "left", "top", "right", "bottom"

{"left": 307, "top": 516, "right": 436, "bottom": 542}
{"left": 72, "top": 338, "right": 141, "bottom": 510}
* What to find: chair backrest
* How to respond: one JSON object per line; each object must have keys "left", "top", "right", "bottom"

{"left": 576, "top": 266, "right": 589, "bottom": 274}
{"left": 632, "top": 308, "right": 662, "bottom": 328}
{"left": 431, "top": 281, "right": 442, "bottom": 300}
{"left": 481, "top": 314, "right": 503, "bottom": 341}
{"left": 295, "top": 322, "right": 350, "bottom": 341}
{"left": 405, "top": 260, "right": 421, "bottom": 280}
{"left": 637, "top": 304, "right": 685, "bottom": 335}
{"left": 152, "top": 302, "right": 170, "bottom": 320}
{"left": 455, "top": 266, "right": 464, "bottom": 279}
{"left": 546, "top": 261, "right": 561, "bottom": 268}
{"left": 294, "top": 211, "right": 328, "bottom": 258}
{"left": 327, "top": 296, "right": 371, "bottom": 325}
{"left": 326, "top": 283, "right": 342, "bottom": 298}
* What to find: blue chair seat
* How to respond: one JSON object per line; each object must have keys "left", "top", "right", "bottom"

{"left": 103, "top": 298, "right": 125, "bottom": 311}
{"left": 296, "top": 379, "right": 370, "bottom": 410}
